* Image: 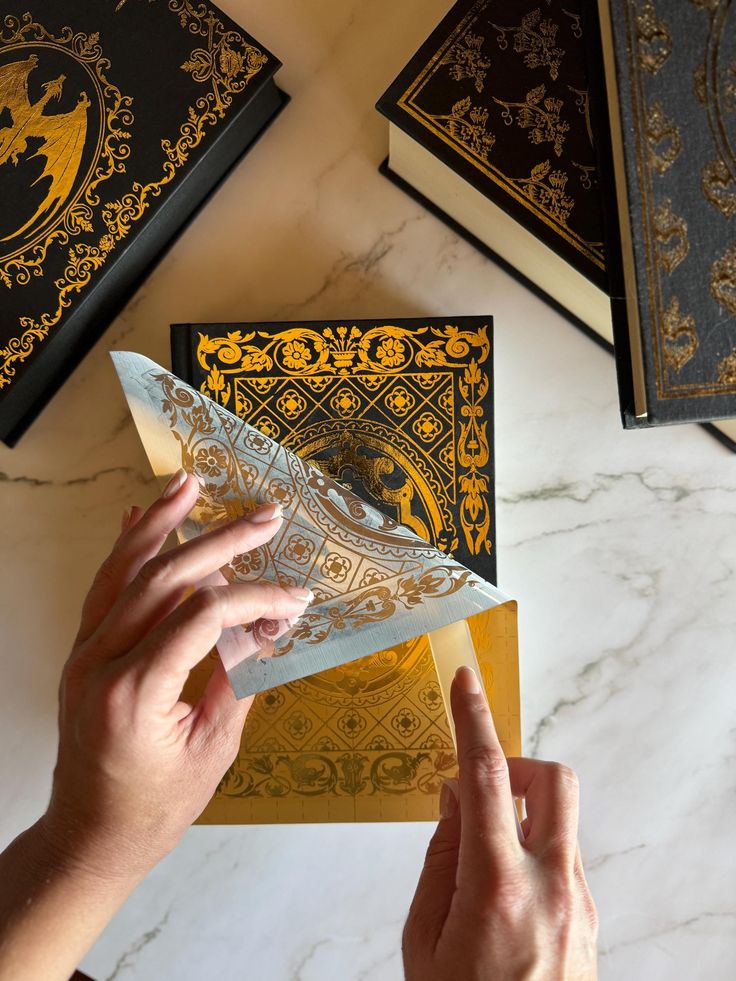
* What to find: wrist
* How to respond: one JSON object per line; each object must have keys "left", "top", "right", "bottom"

{"left": 32, "top": 809, "right": 152, "bottom": 894}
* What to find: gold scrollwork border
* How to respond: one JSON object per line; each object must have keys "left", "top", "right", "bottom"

{"left": 0, "top": 0, "right": 268, "bottom": 388}
{"left": 196, "top": 323, "right": 494, "bottom": 558}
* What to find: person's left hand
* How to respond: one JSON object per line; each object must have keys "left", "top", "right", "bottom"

{"left": 40, "top": 469, "right": 312, "bottom": 882}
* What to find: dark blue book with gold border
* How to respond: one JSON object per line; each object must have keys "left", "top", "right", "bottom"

{"left": 593, "top": 0, "right": 736, "bottom": 440}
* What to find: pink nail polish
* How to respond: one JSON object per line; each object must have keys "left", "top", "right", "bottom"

{"left": 283, "top": 585, "right": 313, "bottom": 603}
{"left": 247, "top": 502, "right": 283, "bottom": 524}
{"left": 162, "top": 468, "right": 187, "bottom": 499}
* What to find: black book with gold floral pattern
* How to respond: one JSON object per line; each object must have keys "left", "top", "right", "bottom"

{"left": 377, "top": 0, "right": 613, "bottom": 344}
{"left": 171, "top": 319, "right": 521, "bottom": 824}
{"left": 0, "top": 0, "right": 285, "bottom": 445}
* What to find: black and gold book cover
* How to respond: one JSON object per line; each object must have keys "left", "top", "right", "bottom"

{"left": 0, "top": 0, "right": 285, "bottom": 446}
{"left": 593, "top": 0, "right": 736, "bottom": 428}
{"left": 377, "top": 0, "right": 607, "bottom": 293}
{"left": 171, "top": 318, "right": 520, "bottom": 823}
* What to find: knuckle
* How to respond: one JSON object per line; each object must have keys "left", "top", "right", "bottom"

{"left": 545, "top": 874, "right": 578, "bottom": 925}
{"left": 96, "top": 670, "right": 132, "bottom": 722}
{"left": 422, "top": 837, "right": 459, "bottom": 872}
{"left": 585, "top": 893, "right": 600, "bottom": 935}
{"left": 550, "top": 763, "right": 580, "bottom": 794}
{"left": 92, "top": 556, "right": 119, "bottom": 589}
{"left": 541, "top": 831, "right": 578, "bottom": 866}
{"left": 189, "top": 584, "right": 223, "bottom": 619}
{"left": 138, "top": 553, "right": 177, "bottom": 587}
{"left": 466, "top": 874, "right": 531, "bottom": 925}
{"left": 462, "top": 743, "right": 508, "bottom": 782}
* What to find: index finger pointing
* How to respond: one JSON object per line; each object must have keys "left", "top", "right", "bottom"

{"left": 451, "top": 666, "right": 520, "bottom": 879}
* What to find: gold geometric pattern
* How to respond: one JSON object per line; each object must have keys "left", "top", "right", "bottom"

{"left": 175, "top": 321, "right": 520, "bottom": 823}
{"left": 196, "top": 322, "right": 494, "bottom": 559}
{"left": 187, "top": 603, "right": 520, "bottom": 824}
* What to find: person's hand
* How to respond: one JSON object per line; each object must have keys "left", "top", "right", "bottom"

{"left": 40, "top": 469, "right": 312, "bottom": 882}
{"left": 0, "top": 470, "right": 314, "bottom": 981}
{"left": 403, "top": 666, "right": 598, "bottom": 981}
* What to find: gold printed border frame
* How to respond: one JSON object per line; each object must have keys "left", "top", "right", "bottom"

{"left": 395, "top": 0, "right": 605, "bottom": 270}
{"left": 195, "top": 322, "right": 494, "bottom": 559}
{"left": 624, "top": 0, "right": 736, "bottom": 398}
{"left": 0, "top": 1, "right": 268, "bottom": 387}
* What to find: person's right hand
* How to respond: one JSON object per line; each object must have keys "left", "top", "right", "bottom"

{"left": 403, "top": 666, "right": 598, "bottom": 981}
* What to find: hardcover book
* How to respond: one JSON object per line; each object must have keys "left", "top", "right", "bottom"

{"left": 593, "top": 0, "right": 736, "bottom": 434}
{"left": 0, "top": 0, "right": 286, "bottom": 446}
{"left": 171, "top": 317, "right": 521, "bottom": 823}
{"left": 376, "top": 0, "right": 612, "bottom": 344}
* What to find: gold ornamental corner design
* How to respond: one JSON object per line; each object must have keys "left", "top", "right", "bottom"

{"left": 195, "top": 322, "right": 493, "bottom": 560}
{"left": 0, "top": 1, "right": 268, "bottom": 388}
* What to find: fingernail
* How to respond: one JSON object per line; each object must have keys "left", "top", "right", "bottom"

{"left": 246, "top": 502, "right": 283, "bottom": 524}
{"left": 120, "top": 507, "right": 131, "bottom": 531}
{"left": 283, "top": 585, "right": 313, "bottom": 604}
{"left": 440, "top": 779, "right": 459, "bottom": 820}
{"left": 454, "top": 665, "right": 480, "bottom": 694}
{"left": 162, "top": 468, "right": 187, "bottom": 499}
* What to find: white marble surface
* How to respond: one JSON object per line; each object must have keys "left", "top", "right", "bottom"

{"left": 1, "top": 1, "right": 735, "bottom": 978}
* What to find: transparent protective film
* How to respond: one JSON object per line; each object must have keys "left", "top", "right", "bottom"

{"left": 112, "top": 352, "right": 511, "bottom": 697}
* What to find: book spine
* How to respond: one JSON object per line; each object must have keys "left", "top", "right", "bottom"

{"left": 170, "top": 324, "right": 197, "bottom": 385}
{"left": 581, "top": 1, "right": 639, "bottom": 429}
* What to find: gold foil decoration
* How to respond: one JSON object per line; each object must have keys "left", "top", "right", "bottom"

{"left": 112, "top": 351, "right": 520, "bottom": 822}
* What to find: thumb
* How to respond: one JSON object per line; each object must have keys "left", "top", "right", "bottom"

{"left": 404, "top": 780, "right": 461, "bottom": 953}
{"left": 194, "top": 657, "right": 250, "bottom": 752}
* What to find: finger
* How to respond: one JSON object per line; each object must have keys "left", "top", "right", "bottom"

{"left": 90, "top": 503, "right": 284, "bottom": 657}
{"left": 507, "top": 757, "right": 580, "bottom": 864}
{"left": 189, "top": 657, "right": 251, "bottom": 750}
{"left": 120, "top": 504, "right": 144, "bottom": 534}
{"left": 127, "top": 581, "right": 313, "bottom": 711}
{"left": 451, "top": 666, "right": 519, "bottom": 883}
{"left": 404, "top": 779, "right": 461, "bottom": 953}
{"left": 76, "top": 470, "right": 199, "bottom": 644}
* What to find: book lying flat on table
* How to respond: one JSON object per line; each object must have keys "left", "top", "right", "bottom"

{"left": 0, "top": 0, "right": 286, "bottom": 446}
{"left": 378, "top": 0, "right": 736, "bottom": 449}
{"left": 592, "top": 0, "right": 736, "bottom": 438}
{"left": 171, "top": 317, "right": 520, "bottom": 823}
{"left": 377, "top": 0, "right": 611, "bottom": 345}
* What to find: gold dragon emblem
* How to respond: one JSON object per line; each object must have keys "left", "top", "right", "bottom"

{"left": 0, "top": 54, "right": 91, "bottom": 244}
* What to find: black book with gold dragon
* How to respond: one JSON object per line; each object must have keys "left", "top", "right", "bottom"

{"left": 171, "top": 318, "right": 520, "bottom": 823}
{"left": 0, "top": 0, "right": 285, "bottom": 445}
{"left": 377, "top": 0, "right": 612, "bottom": 346}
